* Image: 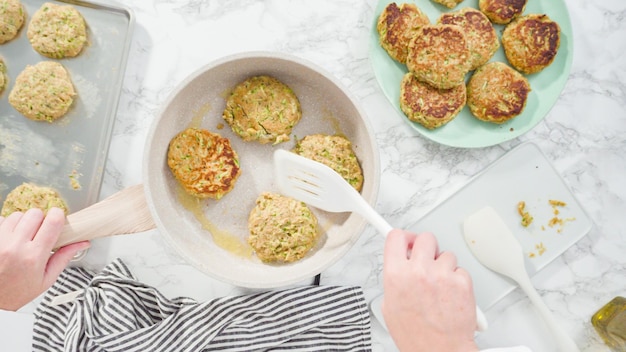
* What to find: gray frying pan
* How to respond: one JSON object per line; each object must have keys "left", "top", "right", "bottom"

{"left": 57, "top": 52, "right": 380, "bottom": 288}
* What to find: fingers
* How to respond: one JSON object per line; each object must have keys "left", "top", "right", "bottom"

{"left": 384, "top": 229, "right": 417, "bottom": 275}
{"left": 0, "top": 211, "right": 25, "bottom": 235}
{"left": 43, "top": 241, "right": 90, "bottom": 289}
{"left": 435, "top": 250, "right": 458, "bottom": 270}
{"left": 384, "top": 229, "right": 415, "bottom": 259}
{"left": 409, "top": 232, "right": 439, "bottom": 263}
{"left": 32, "top": 208, "right": 66, "bottom": 252}
{"left": 454, "top": 266, "right": 474, "bottom": 286}
{"left": 386, "top": 230, "right": 469, "bottom": 276}
{"left": 12, "top": 208, "right": 45, "bottom": 242}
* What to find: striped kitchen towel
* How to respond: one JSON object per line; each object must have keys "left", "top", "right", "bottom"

{"left": 32, "top": 258, "right": 372, "bottom": 351}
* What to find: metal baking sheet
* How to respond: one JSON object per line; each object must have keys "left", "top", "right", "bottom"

{"left": 0, "top": 0, "right": 134, "bottom": 213}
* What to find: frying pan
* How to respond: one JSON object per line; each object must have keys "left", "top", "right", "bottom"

{"left": 58, "top": 52, "right": 380, "bottom": 288}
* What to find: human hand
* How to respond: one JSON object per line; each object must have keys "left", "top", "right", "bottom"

{"left": 382, "top": 229, "right": 479, "bottom": 352}
{"left": 0, "top": 207, "right": 90, "bottom": 311}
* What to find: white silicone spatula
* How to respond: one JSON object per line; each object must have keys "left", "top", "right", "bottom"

{"left": 274, "top": 149, "right": 488, "bottom": 331}
{"left": 463, "top": 206, "right": 579, "bottom": 352}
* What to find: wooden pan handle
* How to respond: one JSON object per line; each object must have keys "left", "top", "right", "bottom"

{"left": 55, "top": 184, "right": 156, "bottom": 248}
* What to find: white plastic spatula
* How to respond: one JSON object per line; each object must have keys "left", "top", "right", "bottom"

{"left": 273, "top": 149, "right": 392, "bottom": 234}
{"left": 463, "top": 206, "right": 579, "bottom": 352}
{"left": 274, "top": 149, "right": 488, "bottom": 332}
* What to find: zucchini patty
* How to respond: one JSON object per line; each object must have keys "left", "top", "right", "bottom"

{"left": 167, "top": 127, "right": 241, "bottom": 199}
{"left": 247, "top": 192, "right": 319, "bottom": 263}
{"left": 223, "top": 75, "right": 301, "bottom": 144}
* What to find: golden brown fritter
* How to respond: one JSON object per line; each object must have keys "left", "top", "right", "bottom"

{"left": 502, "top": 14, "right": 561, "bottom": 74}
{"left": 9, "top": 61, "right": 76, "bottom": 122}
{"left": 467, "top": 61, "right": 531, "bottom": 123}
{"left": 406, "top": 24, "right": 471, "bottom": 89}
{"left": 247, "top": 192, "right": 319, "bottom": 263}
{"left": 377, "top": 2, "right": 430, "bottom": 64}
{"left": 167, "top": 127, "right": 241, "bottom": 199}
{"left": 438, "top": 8, "right": 499, "bottom": 70}
{"left": 293, "top": 134, "right": 364, "bottom": 191}
{"left": 223, "top": 75, "right": 301, "bottom": 144}
{"left": 0, "top": 0, "right": 25, "bottom": 44}
{"left": 431, "top": 0, "right": 464, "bottom": 9}
{"left": 27, "top": 2, "right": 87, "bottom": 59}
{"left": 1, "top": 183, "right": 68, "bottom": 217}
{"left": 479, "top": 0, "right": 527, "bottom": 25}
{"left": 400, "top": 72, "right": 466, "bottom": 129}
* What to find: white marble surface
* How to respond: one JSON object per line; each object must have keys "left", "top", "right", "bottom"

{"left": 19, "top": 0, "right": 626, "bottom": 351}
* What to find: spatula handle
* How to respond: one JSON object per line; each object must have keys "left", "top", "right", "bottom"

{"left": 355, "top": 203, "right": 393, "bottom": 235}
{"left": 517, "top": 274, "right": 579, "bottom": 351}
{"left": 55, "top": 184, "right": 156, "bottom": 248}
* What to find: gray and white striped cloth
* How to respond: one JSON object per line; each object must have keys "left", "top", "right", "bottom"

{"left": 32, "top": 259, "right": 372, "bottom": 351}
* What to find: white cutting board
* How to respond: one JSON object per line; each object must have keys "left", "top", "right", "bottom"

{"left": 373, "top": 142, "right": 592, "bottom": 321}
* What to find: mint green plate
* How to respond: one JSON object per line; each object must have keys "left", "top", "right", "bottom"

{"left": 370, "top": 0, "right": 573, "bottom": 148}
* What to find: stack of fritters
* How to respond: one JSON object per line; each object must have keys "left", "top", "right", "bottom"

{"left": 379, "top": 4, "right": 499, "bottom": 129}
{"left": 377, "top": 1, "right": 561, "bottom": 128}
{"left": 399, "top": 19, "right": 471, "bottom": 129}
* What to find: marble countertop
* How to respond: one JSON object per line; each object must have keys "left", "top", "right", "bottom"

{"left": 20, "top": 0, "right": 626, "bottom": 351}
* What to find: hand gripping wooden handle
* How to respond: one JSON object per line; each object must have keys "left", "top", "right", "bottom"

{"left": 55, "top": 184, "right": 156, "bottom": 248}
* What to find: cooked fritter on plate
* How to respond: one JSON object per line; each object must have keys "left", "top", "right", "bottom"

{"left": 293, "top": 134, "right": 364, "bottom": 191}
{"left": 223, "top": 75, "right": 301, "bottom": 145}
{"left": 247, "top": 192, "right": 319, "bottom": 263}
{"left": 438, "top": 8, "right": 499, "bottom": 71}
{"left": 0, "top": 0, "right": 25, "bottom": 44}
{"left": 430, "top": 0, "right": 464, "bottom": 9}
{"left": 0, "top": 57, "right": 6, "bottom": 94}
{"left": 9, "top": 61, "right": 76, "bottom": 122}
{"left": 467, "top": 61, "right": 531, "bottom": 123}
{"left": 479, "top": 0, "right": 527, "bottom": 25}
{"left": 1, "top": 183, "right": 69, "bottom": 217}
{"left": 27, "top": 2, "right": 87, "bottom": 59}
{"left": 377, "top": 2, "right": 430, "bottom": 64}
{"left": 502, "top": 14, "right": 561, "bottom": 74}
{"left": 400, "top": 72, "right": 466, "bottom": 129}
{"left": 167, "top": 127, "right": 241, "bottom": 199}
{"left": 406, "top": 24, "right": 471, "bottom": 89}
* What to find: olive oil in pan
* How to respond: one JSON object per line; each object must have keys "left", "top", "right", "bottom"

{"left": 176, "top": 187, "right": 253, "bottom": 259}
{"left": 187, "top": 102, "right": 211, "bottom": 128}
